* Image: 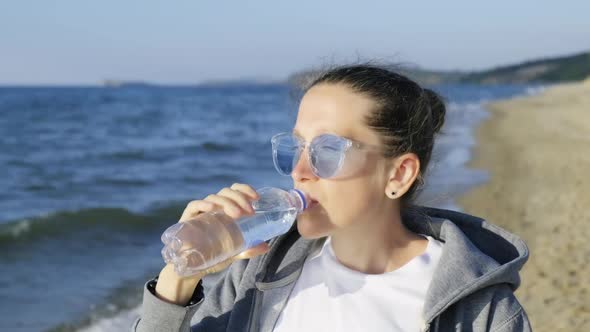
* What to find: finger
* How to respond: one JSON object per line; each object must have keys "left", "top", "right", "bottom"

{"left": 230, "top": 183, "right": 259, "bottom": 200}
{"left": 179, "top": 200, "right": 217, "bottom": 222}
{"left": 218, "top": 188, "right": 255, "bottom": 214}
{"left": 234, "top": 242, "right": 270, "bottom": 260}
{"left": 203, "top": 194, "right": 246, "bottom": 219}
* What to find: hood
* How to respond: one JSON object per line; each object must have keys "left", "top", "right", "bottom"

{"left": 401, "top": 206, "right": 529, "bottom": 322}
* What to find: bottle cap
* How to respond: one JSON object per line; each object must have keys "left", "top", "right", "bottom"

{"left": 292, "top": 189, "right": 308, "bottom": 211}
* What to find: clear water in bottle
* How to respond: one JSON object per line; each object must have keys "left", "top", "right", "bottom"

{"left": 161, "top": 187, "right": 307, "bottom": 277}
{"left": 236, "top": 207, "right": 298, "bottom": 248}
{"left": 161, "top": 211, "right": 246, "bottom": 276}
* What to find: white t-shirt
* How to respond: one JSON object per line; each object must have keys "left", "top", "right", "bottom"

{"left": 272, "top": 235, "right": 443, "bottom": 332}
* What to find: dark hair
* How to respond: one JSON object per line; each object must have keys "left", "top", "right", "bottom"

{"left": 305, "top": 65, "right": 446, "bottom": 206}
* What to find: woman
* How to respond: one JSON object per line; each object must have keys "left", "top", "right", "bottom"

{"left": 133, "top": 65, "right": 531, "bottom": 331}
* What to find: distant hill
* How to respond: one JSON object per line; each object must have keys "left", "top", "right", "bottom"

{"left": 459, "top": 51, "right": 590, "bottom": 84}
{"left": 397, "top": 67, "right": 464, "bottom": 85}
{"left": 102, "top": 50, "right": 590, "bottom": 88}
{"left": 286, "top": 66, "right": 464, "bottom": 88}
{"left": 287, "top": 50, "right": 590, "bottom": 86}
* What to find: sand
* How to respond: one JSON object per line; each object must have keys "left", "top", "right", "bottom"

{"left": 457, "top": 81, "right": 590, "bottom": 331}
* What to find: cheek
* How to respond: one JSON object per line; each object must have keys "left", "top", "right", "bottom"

{"left": 331, "top": 158, "right": 389, "bottom": 220}
{"left": 327, "top": 184, "right": 378, "bottom": 222}
{"left": 296, "top": 164, "right": 387, "bottom": 238}
{"left": 296, "top": 182, "right": 376, "bottom": 238}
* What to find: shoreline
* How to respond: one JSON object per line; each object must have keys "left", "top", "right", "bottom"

{"left": 457, "top": 80, "right": 590, "bottom": 331}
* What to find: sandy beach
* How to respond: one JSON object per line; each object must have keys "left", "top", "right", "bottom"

{"left": 457, "top": 80, "right": 590, "bottom": 331}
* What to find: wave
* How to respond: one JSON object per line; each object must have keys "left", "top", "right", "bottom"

{"left": 47, "top": 272, "right": 224, "bottom": 332}
{"left": 200, "top": 141, "right": 237, "bottom": 152}
{"left": 46, "top": 274, "right": 148, "bottom": 332}
{"left": 0, "top": 203, "right": 186, "bottom": 247}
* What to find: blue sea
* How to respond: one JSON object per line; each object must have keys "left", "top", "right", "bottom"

{"left": 0, "top": 83, "right": 538, "bottom": 331}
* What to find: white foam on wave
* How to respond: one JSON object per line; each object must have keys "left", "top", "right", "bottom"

{"left": 76, "top": 274, "right": 223, "bottom": 332}
{"left": 525, "top": 84, "right": 548, "bottom": 96}
{"left": 77, "top": 307, "right": 140, "bottom": 332}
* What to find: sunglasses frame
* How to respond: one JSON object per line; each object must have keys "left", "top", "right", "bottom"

{"left": 270, "top": 132, "right": 383, "bottom": 179}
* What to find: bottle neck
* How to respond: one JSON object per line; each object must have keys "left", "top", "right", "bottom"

{"left": 289, "top": 189, "right": 307, "bottom": 212}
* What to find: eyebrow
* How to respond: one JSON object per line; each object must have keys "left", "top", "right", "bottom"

{"left": 291, "top": 128, "right": 382, "bottom": 151}
{"left": 292, "top": 128, "right": 338, "bottom": 137}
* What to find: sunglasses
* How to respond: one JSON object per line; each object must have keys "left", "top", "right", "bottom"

{"left": 271, "top": 132, "right": 382, "bottom": 179}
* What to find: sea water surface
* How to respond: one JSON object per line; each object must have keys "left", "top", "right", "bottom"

{"left": 0, "top": 83, "right": 536, "bottom": 331}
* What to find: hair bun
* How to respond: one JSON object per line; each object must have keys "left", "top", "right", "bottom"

{"left": 423, "top": 88, "right": 446, "bottom": 134}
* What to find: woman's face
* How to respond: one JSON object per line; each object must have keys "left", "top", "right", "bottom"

{"left": 293, "top": 83, "right": 392, "bottom": 239}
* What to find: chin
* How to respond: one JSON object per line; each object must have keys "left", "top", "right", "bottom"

{"left": 295, "top": 213, "right": 332, "bottom": 239}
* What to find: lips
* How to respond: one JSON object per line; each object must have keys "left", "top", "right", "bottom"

{"left": 295, "top": 188, "right": 319, "bottom": 210}
{"left": 308, "top": 199, "right": 319, "bottom": 209}
{"left": 304, "top": 195, "right": 320, "bottom": 210}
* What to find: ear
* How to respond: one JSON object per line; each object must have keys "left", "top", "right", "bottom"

{"left": 385, "top": 153, "right": 420, "bottom": 198}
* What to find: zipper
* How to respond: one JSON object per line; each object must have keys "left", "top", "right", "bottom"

{"left": 247, "top": 289, "right": 262, "bottom": 332}
{"left": 244, "top": 236, "right": 323, "bottom": 331}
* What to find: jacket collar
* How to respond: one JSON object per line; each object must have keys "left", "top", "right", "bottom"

{"left": 253, "top": 223, "right": 322, "bottom": 290}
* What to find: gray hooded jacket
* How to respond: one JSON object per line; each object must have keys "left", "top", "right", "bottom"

{"left": 133, "top": 206, "right": 531, "bottom": 331}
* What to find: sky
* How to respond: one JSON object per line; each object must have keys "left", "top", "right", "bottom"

{"left": 1, "top": 0, "right": 589, "bottom": 85}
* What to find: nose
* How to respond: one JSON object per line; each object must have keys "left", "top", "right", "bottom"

{"left": 291, "top": 147, "right": 318, "bottom": 183}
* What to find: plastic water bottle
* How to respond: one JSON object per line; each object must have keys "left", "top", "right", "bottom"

{"left": 160, "top": 187, "right": 308, "bottom": 277}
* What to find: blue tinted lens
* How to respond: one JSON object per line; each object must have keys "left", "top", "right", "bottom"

{"left": 272, "top": 134, "right": 300, "bottom": 175}
{"left": 311, "top": 134, "right": 347, "bottom": 178}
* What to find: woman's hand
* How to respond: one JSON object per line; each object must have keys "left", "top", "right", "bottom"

{"left": 177, "top": 182, "right": 271, "bottom": 274}
{"left": 155, "top": 183, "right": 271, "bottom": 305}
